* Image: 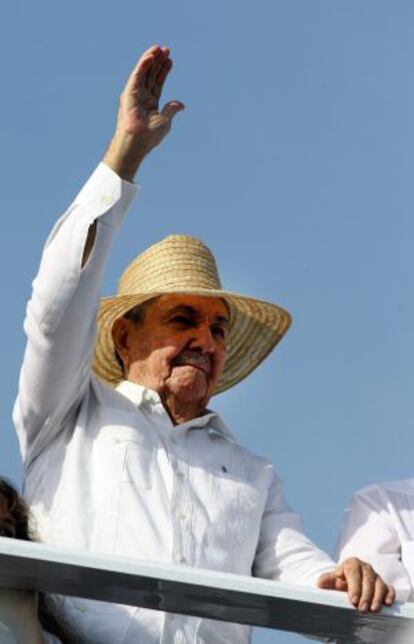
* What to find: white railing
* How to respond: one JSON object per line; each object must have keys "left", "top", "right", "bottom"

{"left": 0, "top": 539, "right": 413, "bottom": 643}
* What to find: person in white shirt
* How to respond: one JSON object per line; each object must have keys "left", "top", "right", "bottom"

{"left": 337, "top": 479, "right": 414, "bottom": 604}
{"left": 14, "top": 45, "right": 395, "bottom": 643}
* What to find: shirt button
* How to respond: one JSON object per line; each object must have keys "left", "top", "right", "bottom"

{"left": 101, "top": 195, "right": 113, "bottom": 208}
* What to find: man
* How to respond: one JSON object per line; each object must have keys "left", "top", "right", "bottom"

{"left": 14, "top": 45, "right": 395, "bottom": 642}
{"left": 337, "top": 478, "right": 414, "bottom": 604}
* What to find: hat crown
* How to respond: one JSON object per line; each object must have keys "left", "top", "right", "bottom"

{"left": 118, "top": 234, "right": 222, "bottom": 295}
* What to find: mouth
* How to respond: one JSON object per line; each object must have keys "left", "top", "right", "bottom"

{"left": 171, "top": 352, "right": 212, "bottom": 376}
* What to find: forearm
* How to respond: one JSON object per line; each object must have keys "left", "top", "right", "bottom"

{"left": 253, "top": 471, "right": 334, "bottom": 586}
{"left": 103, "top": 135, "right": 147, "bottom": 182}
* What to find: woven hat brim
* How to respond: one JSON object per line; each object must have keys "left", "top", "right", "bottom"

{"left": 92, "top": 288, "right": 292, "bottom": 395}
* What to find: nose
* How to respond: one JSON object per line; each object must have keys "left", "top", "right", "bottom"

{"left": 190, "top": 324, "right": 216, "bottom": 353}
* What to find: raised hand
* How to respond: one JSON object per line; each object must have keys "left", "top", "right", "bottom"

{"left": 104, "top": 45, "right": 185, "bottom": 181}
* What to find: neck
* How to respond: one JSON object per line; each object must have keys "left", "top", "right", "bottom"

{"left": 160, "top": 392, "right": 208, "bottom": 425}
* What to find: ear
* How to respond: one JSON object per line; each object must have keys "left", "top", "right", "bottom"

{"left": 112, "top": 317, "right": 133, "bottom": 370}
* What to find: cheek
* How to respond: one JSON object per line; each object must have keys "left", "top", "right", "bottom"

{"left": 147, "top": 348, "right": 179, "bottom": 381}
{"left": 212, "top": 348, "right": 227, "bottom": 382}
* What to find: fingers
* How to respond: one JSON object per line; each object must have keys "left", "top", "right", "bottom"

{"left": 125, "top": 45, "right": 161, "bottom": 94}
{"left": 370, "top": 580, "right": 396, "bottom": 612}
{"left": 334, "top": 558, "right": 361, "bottom": 608}
{"left": 317, "top": 570, "right": 340, "bottom": 590}
{"left": 161, "top": 100, "right": 185, "bottom": 121}
{"left": 146, "top": 46, "right": 170, "bottom": 91}
{"left": 153, "top": 58, "right": 173, "bottom": 99}
{"left": 336, "top": 558, "right": 396, "bottom": 613}
{"left": 123, "top": 46, "right": 175, "bottom": 108}
{"left": 385, "top": 585, "right": 396, "bottom": 607}
{"left": 357, "top": 562, "right": 376, "bottom": 612}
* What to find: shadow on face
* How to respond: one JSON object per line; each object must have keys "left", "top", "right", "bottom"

{"left": 112, "top": 294, "right": 229, "bottom": 399}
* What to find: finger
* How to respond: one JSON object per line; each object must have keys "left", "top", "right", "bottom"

{"left": 125, "top": 46, "right": 161, "bottom": 93}
{"left": 385, "top": 585, "right": 396, "bottom": 606}
{"left": 358, "top": 564, "right": 376, "bottom": 612}
{"left": 317, "top": 570, "right": 336, "bottom": 589}
{"left": 153, "top": 58, "right": 173, "bottom": 98}
{"left": 161, "top": 100, "right": 185, "bottom": 121}
{"left": 370, "top": 577, "right": 389, "bottom": 612}
{"left": 146, "top": 47, "right": 169, "bottom": 90}
{"left": 317, "top": 566, "right": 348, "bottom": 591}
{"left": 341, "top": 559, "right": 362, "bottom": 607}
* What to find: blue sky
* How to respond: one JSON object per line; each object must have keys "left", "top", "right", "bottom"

{"left": 2, "top": 1, "right": 414, "bottom": 641}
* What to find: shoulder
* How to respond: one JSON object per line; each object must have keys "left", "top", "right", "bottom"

{"left": 350, "top": 478, "right": 414, "bottom": 511}
{"left": 89, "top": 375, "right": 138, "bottom": 413}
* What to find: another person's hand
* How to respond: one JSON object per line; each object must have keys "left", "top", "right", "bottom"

{"left": 104, "top": 45, "right": 185, "bottom": 181}
{"left": 317, "top": 557, "right": 395, "bottom": 612}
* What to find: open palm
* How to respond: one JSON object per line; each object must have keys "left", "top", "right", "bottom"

{"left": 119, "top": 46, "right": 184, "bottom": 152}
{"left": 104, "top": 45, "right": 184, "bottom": 181}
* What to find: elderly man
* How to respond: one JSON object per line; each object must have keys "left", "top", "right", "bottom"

{"left": 14, "top": 46, "right": 394, "bottom": 643}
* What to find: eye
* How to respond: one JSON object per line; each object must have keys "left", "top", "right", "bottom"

{"left": 170, "top": 315, "right": 194, "bottom": 326}
{"left": 212, "top": 325, "right": 227, "bottom": 340}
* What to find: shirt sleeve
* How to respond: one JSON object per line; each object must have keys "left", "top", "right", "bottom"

{"left": 335, "top": 487, "right": 412, "bottom": 602}
{"left": 253, "top": 469, "right": 335, "bottom": 586}
{"left": 13, "top": 163, "right": 138, "bottom": 468}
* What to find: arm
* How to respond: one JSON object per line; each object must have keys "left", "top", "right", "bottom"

{"left": 253, "top": 469, "right": 335, "bottom": 586}
{"left": 14, "top": 46, "right": 184, "bottom": 467}
{"left": 253, "top": 471, "right": 394, "bottom": 612}
{"left": 335, "top": 488, "right": 412, "bottom": 602}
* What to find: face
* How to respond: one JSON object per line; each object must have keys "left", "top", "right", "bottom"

{"left": 0, "top": 493, "right": 16, "bottom": 538}
{"left": 112, "top": 294, "right": 229, "bottom": 420}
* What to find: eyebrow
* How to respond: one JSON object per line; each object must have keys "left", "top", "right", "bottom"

{"left": 165, "top": 305, "right": 230, "bottom": 325}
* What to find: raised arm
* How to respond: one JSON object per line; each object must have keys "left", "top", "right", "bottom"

{"left": 14, "top": 46, "right": 184, "bottom": 467}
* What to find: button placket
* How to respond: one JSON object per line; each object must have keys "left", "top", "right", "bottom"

{"left": 169, "top": 437, "right": 193, "bottom": 569}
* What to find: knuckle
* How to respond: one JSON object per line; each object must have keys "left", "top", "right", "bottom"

{"left": 362, "top": 562, "right": 374, "bottom": 574}
{"left": 344, "top": 557, "right": 358, "bottom": 570}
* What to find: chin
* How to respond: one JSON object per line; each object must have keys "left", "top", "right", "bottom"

{"left": 167, "top": 373, "right": 209, "bottom": 403}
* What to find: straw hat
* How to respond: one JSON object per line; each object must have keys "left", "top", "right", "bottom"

{"left": 93, "top": 234, "right": 292, "bottom": 394}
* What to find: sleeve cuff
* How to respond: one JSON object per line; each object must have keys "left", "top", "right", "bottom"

{"left": 73, "top": 162, "right": 139, "bottom": 226}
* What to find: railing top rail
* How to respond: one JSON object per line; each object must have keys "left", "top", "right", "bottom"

{"left": 0, "top": 539, "right": 412, "bottom": 643}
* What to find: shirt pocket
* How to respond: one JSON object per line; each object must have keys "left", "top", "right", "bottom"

{"left": 119, "top": 437, "right": 154, "bottom": 490}
{"left": 99, "top": 411, "right": 155, "bottom": 491}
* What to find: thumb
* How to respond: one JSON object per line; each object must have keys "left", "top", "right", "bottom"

{"left": 317, "top": 571, "right": 337, "bottom": 590}
{"left": 318, "top": 566, "right": 348, "bottom": 591}
{"left": 161, "top": 100, "right": 185, "bottom": 121}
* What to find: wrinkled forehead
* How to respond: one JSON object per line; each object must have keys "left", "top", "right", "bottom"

{"left": 147, "top": 293, "right": 230, "bottom": 320}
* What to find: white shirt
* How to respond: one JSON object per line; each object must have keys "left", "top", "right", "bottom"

{"left": 336, "top": 479, "right": 414, "bottom": 603}
{"left": 14, "top": 163, "right": 335, "bottom": 643}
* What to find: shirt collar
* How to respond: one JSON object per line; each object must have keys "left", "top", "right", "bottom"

{"left": 115, "top": 380, "right": 237, "bottom": 443}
